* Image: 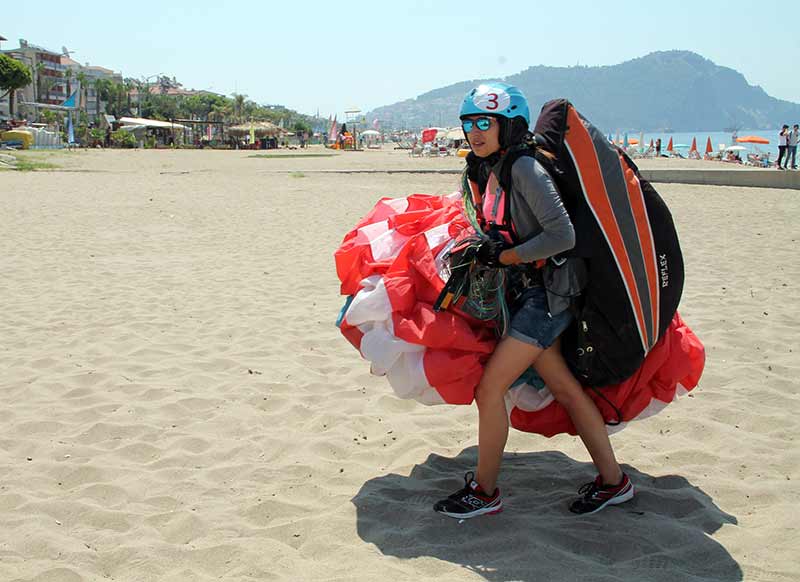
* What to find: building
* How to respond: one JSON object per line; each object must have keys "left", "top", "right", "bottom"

{"left": 0, "top": 38, "right": 69, "bottom": 119}
{"left": 0, "top": 38, "right": 123, "bottom": 121}
{"left": 7, "top": 39, "right": 67, "bottom": 104}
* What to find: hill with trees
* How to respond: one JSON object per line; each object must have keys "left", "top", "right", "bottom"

{"left": 367, "top": 51, "right": 800, "bottom": 131}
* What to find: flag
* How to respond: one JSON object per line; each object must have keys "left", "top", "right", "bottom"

{"left": 328, "top": 115, "right": 338, "bottom": 143}
{"left": 61, "top": 90, "right": 78, "bottom": 109}
{"left": 250, "top": 122, "right": 255, "bottom": 144}
{"left": 67, "top": 112, "right": 75, "bottom": 144}
{"left": 207, "top": 124, "right": 212, "bottom": 141}
{"left": 372, "top": 118, "right": 379, "bottom": 130}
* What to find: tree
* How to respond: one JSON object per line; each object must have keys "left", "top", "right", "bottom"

{"left": 75, "top": 70, "right": 88, "bottom": 113}
{"left": 33, "top": 62, "right": 44, "bottom": 102}
{"left": 95, "top": 78, "right": 130, "bottom": 118}
{"left": 293, "top": 120, "right": 311, "bottom": 135}
{"left": 0, "top": 54, "right": 33, "bottom": 117}
{"left": 233, "top": 93, "right": 246, "bottom": 123}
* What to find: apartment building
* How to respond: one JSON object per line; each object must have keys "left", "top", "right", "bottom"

{"left": 1, "top": 38, "right": 123, "bottom": 120}
{"left": 1, "top": 38, "right": 68, "bottom": 119}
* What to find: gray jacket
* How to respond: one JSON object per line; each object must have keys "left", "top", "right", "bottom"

{"left": 490, "top": 155, "right": 587, "bottom": 315}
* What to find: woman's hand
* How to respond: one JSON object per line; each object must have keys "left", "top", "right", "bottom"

{"left": 498, "top": 248, "right": 523, "bottom": 266}
{"left": 475, "top": 238, "right": 507, "bottom": 268}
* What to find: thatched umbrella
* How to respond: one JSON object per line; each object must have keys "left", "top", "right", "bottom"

{"left": 227, "top": 121, "right": 285, "bottom": 137}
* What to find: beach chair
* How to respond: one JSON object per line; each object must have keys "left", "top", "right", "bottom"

{"left": 409, "top": 144, "right": 423, "bottom": 158}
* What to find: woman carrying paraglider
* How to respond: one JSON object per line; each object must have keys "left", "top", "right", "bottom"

{"left": 433, "top": 83, "right": 634, "bottom": 519}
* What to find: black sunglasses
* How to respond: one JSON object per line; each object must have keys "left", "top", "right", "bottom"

{"left": 461, "top": 117, "right": 494, "bottom": 133}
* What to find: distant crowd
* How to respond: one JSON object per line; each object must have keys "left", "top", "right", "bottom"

{"left": 777, "top": 124, "right": 798, "bottom": 170}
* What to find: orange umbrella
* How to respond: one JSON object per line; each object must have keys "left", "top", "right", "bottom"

{"left": 689, "top": 137, "right": 698, "bottom": 152}
{"left": 628, "top": 138, "right": 639, "bottom": 145}
{"left": 736, "top": 136, "right": 770, "bottom": 144}
{"left": 705, "top": 137, "right": 713, "bottom": 153}
{"left": 666, "top": 137, "right": 674, "bottom": 151}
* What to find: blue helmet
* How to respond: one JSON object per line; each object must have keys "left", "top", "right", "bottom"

{"left": 459, "top": 82, "right": 530, "bottom": 125}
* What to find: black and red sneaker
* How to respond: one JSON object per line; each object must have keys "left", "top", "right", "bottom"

{"left": 569, "top": 473, "right": 634, "bottom": 515}
{"left": 433, "top": 472, "right": 503, "bottom": 519}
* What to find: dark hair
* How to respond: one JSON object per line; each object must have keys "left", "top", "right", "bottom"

{"left": 497, "top": 116, "right": 530, "bottom": 148}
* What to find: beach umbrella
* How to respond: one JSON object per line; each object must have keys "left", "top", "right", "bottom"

{"left": 736, "top": 136, "right": 770, "bottom": 144}
{"left": 444, "top": 127, "right": 463, "bottom": 140}
{"left": 666, "top": 137, "right": 674, "bottom": 152}
{"left": 689, "top": 137, "right": 698, "bottom": 153}
{"left": 705, "top": 137, "right": 713, "bottom": 154}
{"left": 623, "top": 133, "right": 629, "bottom": 148}
{"left": 724, "top": 145, "right": 747, "bottom": 151}
{"left": 228, "top": 121, "right": 284, "bottom": 137}
{"left": 628, "top": 138, "right": 639, "bottom": 145}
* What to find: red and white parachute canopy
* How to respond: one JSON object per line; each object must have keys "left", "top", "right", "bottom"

{"left": 335, "top": 192, "right": 704, "bottom": 436}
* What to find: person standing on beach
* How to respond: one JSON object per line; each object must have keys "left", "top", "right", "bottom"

{"left": 787, "top": 125, "right": 798, "bottom": 170}
{"left": 433, "top": 83, "right": 633, "bottom": 520}
{"left": 655, "top": 138, "right": 662, "bottom": 157}
{"left": 777, "top": 125, "right": 789, "bottom": 169}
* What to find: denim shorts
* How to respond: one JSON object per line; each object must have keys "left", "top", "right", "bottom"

{"left": 508, "top": 286, "right": 573, "bottom": 349}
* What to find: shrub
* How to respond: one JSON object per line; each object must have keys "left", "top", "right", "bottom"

{"left": 111, "top": 129, "right": 136, "bottom": 148}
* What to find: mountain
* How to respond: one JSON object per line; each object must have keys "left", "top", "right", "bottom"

{"left": 367, "top": 51, "right": 800, "bottom": 132}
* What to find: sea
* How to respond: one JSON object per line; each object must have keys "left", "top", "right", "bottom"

{"left": 605, "top": 128, "right": 783, "bottom": 159}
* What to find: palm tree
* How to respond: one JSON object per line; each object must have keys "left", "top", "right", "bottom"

{"left": 32, "top": 62, "right": 44, "bottom": 102}
{"left": 233, "top": 93, "right": 246, "bottom": 123}
{"left": 124, "top": 79, "right": 137, "bottom": 115}
{"left": 75, "top": 70, "right": 88, "bottom": 113}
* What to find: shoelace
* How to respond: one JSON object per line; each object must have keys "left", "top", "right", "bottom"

{"left": 448, "top": 471, "right": 477, "bottom": 500}
{"left": 577, "top": 481, "right": 601, "bottom": 500}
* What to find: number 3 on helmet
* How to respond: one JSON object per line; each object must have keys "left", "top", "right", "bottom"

{"left": 459, "top": 82, "right": 530, "bottom": 125}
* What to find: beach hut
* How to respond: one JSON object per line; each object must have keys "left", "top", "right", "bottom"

{"left": 228, "top": 121, "right": 285, "bottom": 149}
{"left": 118, "top": 116, "right": 186, "bottom": 147}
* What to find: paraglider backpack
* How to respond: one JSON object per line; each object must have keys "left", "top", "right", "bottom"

{"left": 499, "top": 99, "right": 685, "bottom": 387}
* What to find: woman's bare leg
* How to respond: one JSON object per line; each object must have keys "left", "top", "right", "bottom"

{"left": 475, "top": 336, "right": 543, "bottom": 493}
{"left": 534, "top": 339, "right": 622, "bottom": 485}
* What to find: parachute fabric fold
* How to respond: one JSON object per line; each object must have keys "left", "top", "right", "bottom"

{"left": 335, "top": 193, "right": 494, "bottom": 405}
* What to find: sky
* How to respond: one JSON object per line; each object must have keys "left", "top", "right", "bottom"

{"left": 3, "top": 0, "right": 798, "bottom": 118}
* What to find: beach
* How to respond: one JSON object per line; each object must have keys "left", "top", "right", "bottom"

{"left": 1, "top": 147, "right": 798, "bottom": 582}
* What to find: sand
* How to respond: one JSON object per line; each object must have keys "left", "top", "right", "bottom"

{"left": 1, "top": 146, "right": 798, "bottom": 582}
